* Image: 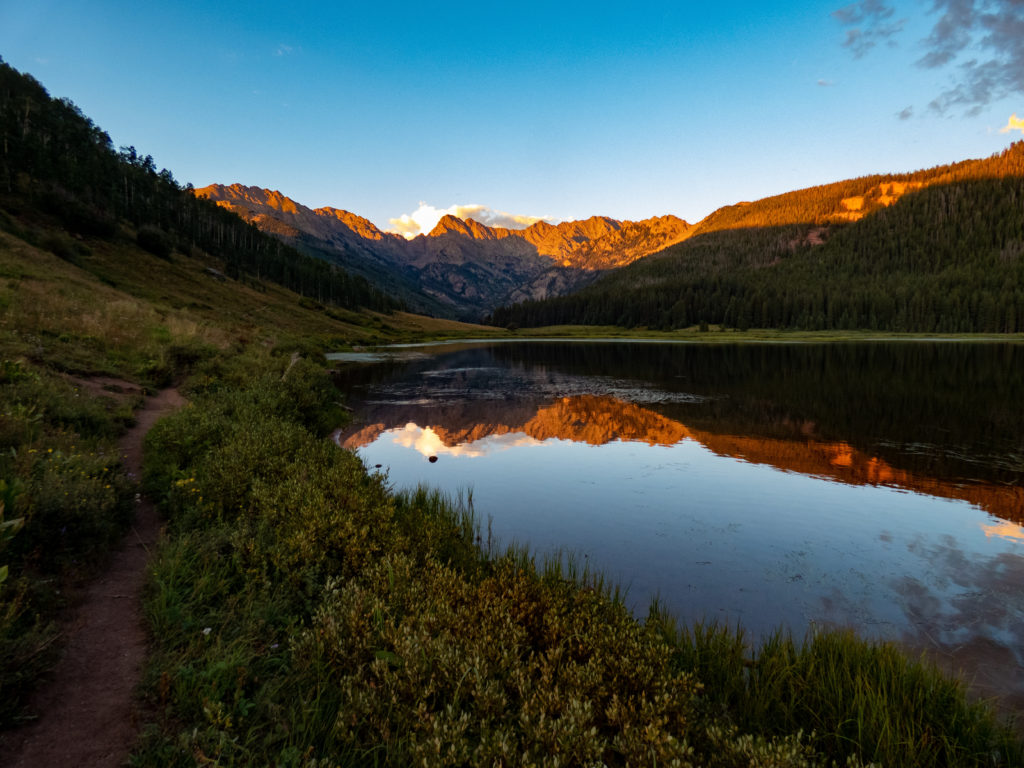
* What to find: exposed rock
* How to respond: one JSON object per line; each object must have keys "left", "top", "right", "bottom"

{"left": 838, "top": 181, "right": 925, "bottom": 222}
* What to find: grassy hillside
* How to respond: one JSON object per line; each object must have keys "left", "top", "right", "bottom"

{"left": 493, "top": 145, "right": 1024, "bottom": 332}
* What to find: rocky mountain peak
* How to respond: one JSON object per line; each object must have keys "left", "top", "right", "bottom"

{"left": 428, "top": 214, "right": 476, "bottom": 238}
{"left": 426, "top": 215, "right": 514, "bottom": 241}
{"left": 314, "top": 206, "right": 391, "bottom": 241}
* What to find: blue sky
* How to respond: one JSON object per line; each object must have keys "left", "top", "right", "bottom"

{"left": 2, "top": 1, "right": 1022, "bottom": 235}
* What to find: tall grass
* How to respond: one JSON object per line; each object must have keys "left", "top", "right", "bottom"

{"left": 648, "top": 609, "right": 1022, "bottom": 767}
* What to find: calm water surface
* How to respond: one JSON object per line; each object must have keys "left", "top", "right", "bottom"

{"left": 334, "top": 341, "right": 1024, "bottom": 708}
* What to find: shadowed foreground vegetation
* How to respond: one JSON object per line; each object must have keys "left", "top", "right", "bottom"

{"left": 133, "top": 349, "right": 1023, "bottom": 767}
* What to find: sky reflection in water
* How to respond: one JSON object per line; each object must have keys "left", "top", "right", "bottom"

{"left": 339, "top": 342, "right": 1024, "bottom": 709}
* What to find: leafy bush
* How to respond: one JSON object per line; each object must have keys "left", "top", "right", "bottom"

{"left": 0, "top": 576, "right": 56, "bottom": 726}
{"left": 293, "top": 554, "right": 699, "bottom": 765}
{"left": 10, "top": 445, "right": 132, "bottom": 569}
{"left": 39, "top": 231, "right": 81, "bottom": 263}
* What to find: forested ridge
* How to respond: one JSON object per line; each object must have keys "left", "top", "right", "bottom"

{"left": 0, "top": 58, "right": 397, "bottom": 313}
{"left": 493, "top": 145, "right": 1024, "bottom": 332}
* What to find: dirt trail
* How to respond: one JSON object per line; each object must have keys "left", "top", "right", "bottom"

{"left": 4, "top": 387, "right": 185, "bottom": 768}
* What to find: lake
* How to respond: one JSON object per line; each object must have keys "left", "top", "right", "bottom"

{"left": 332, "top": 340, "right": 1024, "bottom": 710}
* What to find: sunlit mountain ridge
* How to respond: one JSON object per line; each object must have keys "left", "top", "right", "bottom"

{"left": 200, "top": 141, "right": 1024, "bottom": 330}
{"left": 195, "top": 184, "right": 691, "bottom": 318}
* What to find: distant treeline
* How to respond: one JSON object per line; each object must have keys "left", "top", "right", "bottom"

{"left": 0, "top": 58, "right": 398, "bottom": 313}
{"left": 493, "top": 146, "right": 1024, "bottom": 333}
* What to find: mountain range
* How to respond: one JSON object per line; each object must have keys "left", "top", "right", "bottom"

{"left": 195, "top": 184, "right": 692, "bottom": 318}
{"left": 196, "top": 146, "right": 1014, "bottom": 326}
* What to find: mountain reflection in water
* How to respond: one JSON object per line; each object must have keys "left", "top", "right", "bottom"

{"left": 343, "top": 393, "right": 1024, "bottom": 527}
{"left": 336, "top": 341, "right": 1024, "bottom": 712}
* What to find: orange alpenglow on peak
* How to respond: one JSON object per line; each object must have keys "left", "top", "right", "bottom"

{"left": 195, "top": 183, "right": 300, "bottom": 215}
{"left": 314, "top": 207, "right": 391, "bottom": 240}
{"left": 427, "top": 215, "right": 512, "bottom": 240}
{"left": 191, "top": 182, "right": 696, "bottom": 312}
{"left": 192, "top": 184, "right": 400, "bottom": 245}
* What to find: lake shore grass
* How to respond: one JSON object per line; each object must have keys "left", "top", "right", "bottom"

{"left": 131, "top": 348, "right": 1023, "bottom": 767}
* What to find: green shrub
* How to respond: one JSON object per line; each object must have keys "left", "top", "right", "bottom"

{"left": 0, "top": 359, "right": 136, "bottom": 726}
{"left": 40, "top": 231, "right": 80, "bottom": 263}
{"left": 0, "top": 363, "right": 130, "bottom": 446}
{"left": 0, "top": 576, "right": 57, "bottom": 726}
{"left": 11, "top": 445, "right": 132, "bottom": 569}
{"left": 0, "top": 480, "right": 25, "bottom": 563}
{"left": 293, "top": 554, "right": 699, "bottom": 765}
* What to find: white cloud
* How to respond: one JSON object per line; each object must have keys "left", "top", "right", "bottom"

{"left": 999, "top": 113, "right": 1024, "bottom": 134}
{"left": 275, "top": 44, "right": 294, "bottom": 57}
{"left": 387, "top": 202, "right": 557, "bottom": 239}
